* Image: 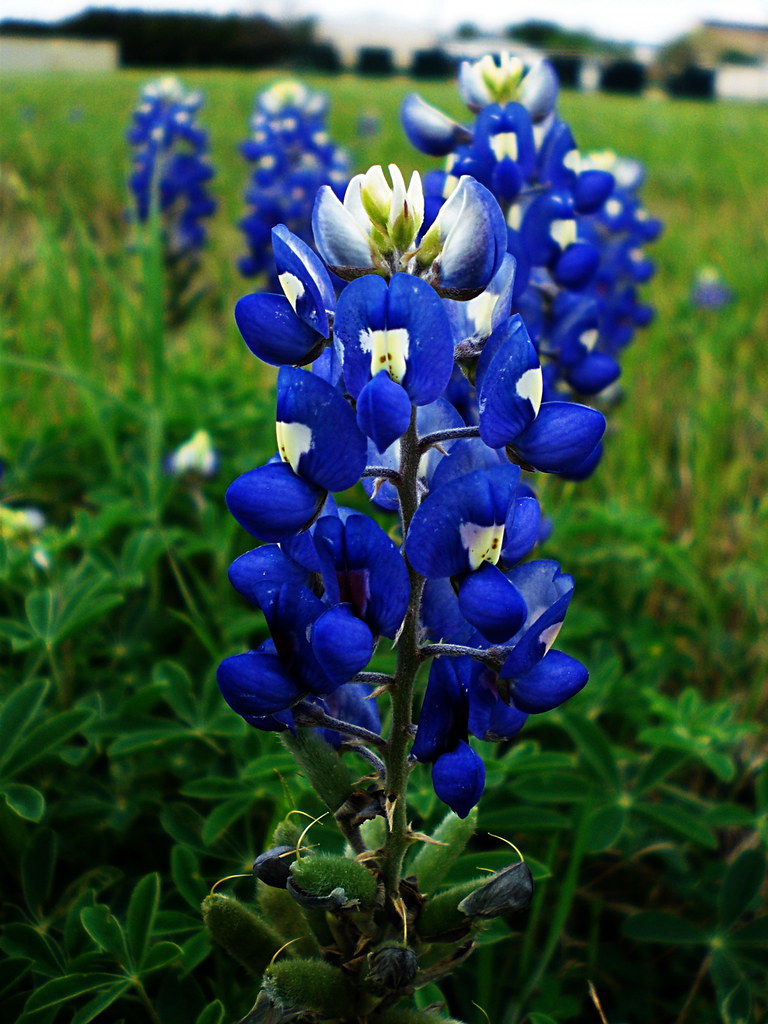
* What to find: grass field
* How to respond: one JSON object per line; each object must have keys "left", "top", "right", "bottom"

{"left": 1, "top": 70, "right": 766, "bottom": 1024}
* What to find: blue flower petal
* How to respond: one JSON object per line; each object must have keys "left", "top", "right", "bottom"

{"left": 311, "top": 605, "right": 374, "bottom": 686}
{"left": 401, "top": 93, "right": 472, "bottom": 157}
{"left": 566, "top": 352, "right": 620, "bottom": 395}
{"left": 235, "top": 292, "right": 324, "bottom": 367}
{"left": 502, "top": 495, "right": 542, "bottom": 565}
{"left": 512, "top": 401, "right": 605, "bottom": 475}
{"left": 502, "top": 561, "right": 575, "bottom": 677}
{"left": 226, "top": 462, "right": 325, "bottom": 541}
{"left": 406, "top": 464, "right": 521, "bottom": 579}
{"left": 432, "top": 741, "right": 485, "bottom": 818}
{"left": 276, "top": 366, "right": 367, "bottom": 492}
{"left": 228, "top": 545, "right": 309, "bottom": 608}
{"left": 510, "top": 649, "right": 588, "bottom": 713}
{"left": 319, "top": 683, "right": 381, "bottom": 748}
{"left": 458, "top": 563, "right": 527, "bottom": 643}
{"left": 272, "top": 224, "right": 335, "bottom": 337}
{"left": 476, "top": 315, "right": 542, "bottom": 449}
{"left": 217, "top": 650, "right": 304, "bottom": 717}
{"left": 412, "top": 656, "right": 468, "bottom": 763}
{"left": 356, "top": 371, "right": 412, "bottom": 452}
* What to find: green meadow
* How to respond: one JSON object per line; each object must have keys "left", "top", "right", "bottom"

{"left": 1, "top": 70, "right": 766, "bottom": 1024}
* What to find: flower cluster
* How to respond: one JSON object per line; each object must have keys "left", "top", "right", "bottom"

{"left": 127, "top": 76, "right": 216, "bottom": 265}
{"left": 220, "top": 160, "right": 603, "bottom": 818}
{"left": 238, "top": 80, "right": 350, "bottom": 283}
{"left": 402, "top": 54, "right": 661, "bottom": 474}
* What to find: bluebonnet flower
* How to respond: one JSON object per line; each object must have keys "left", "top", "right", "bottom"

{"left": 690, "top": 265, "right": 733, "bottom": 310}
{"left": 238, "top": 80, "right": 350, "bottom": 283}
{"left": 401, "top": 54, "right": 661, "bottom": 476}
{"left": 127, "top": 76, "right": 216, "bottom": 264}
{"left": 220, "top": 158, "right": 595, "bottom": 819}
{"left": 166, "top": 429, "right": 218, "bottom": 477}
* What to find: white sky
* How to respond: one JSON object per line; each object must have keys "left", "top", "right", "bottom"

{"left": 2, "top": 0, "right": 767, "bottom": 45}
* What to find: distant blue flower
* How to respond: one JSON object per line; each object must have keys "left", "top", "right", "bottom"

{"left": 690, "top": 265, "right": 733, "bottom": 310}
{"left": 127, "top": 76, "right": 216, "bottom": 264}
{"left": 165, "top": 429, "right": 218, "bottom": 477}
{"left": 238, "top": 80, "right": 350, "bottom": 282}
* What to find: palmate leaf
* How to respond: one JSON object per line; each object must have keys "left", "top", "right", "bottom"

{"left": 0, "top": 679, "right": 50, "bottom": 769}
{"left": 2, "top": 706, "right": 94, "bottom": 778}
{"left": 549, "top": 710, "right": 621, "bottom": 789}
{"left": 171, "top": 845, "right": 208, "bottom": 911}
{"left": 69, "top": 980, "right": 133, "bottom": 1024}
{"left": 196, "top": 1003, "right": 226, "bottom": 1024}
{"left": 635, "top": 800, "right": 717, "bottom": 848}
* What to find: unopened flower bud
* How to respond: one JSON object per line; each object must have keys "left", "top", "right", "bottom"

{"left": 456, "top": 860, "right": 533, "bottom": 919}
{"left": 368, "top": 945, "right": 418, "bottom": 990}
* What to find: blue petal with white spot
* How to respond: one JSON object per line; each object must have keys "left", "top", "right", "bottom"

{"left": 334, "top": 273, "right": 454, "bottom": 406}
{"left": 476, "top": 315, "right": 542, "bottom": 449}
{"left": 276, "top": 366, "right": 367, "bottom": 492}
{"left": 272, "top": 224, "right": 335, "bottom": 337}
{"left": 235, "top": 292, "right": 325, "bottom": 367}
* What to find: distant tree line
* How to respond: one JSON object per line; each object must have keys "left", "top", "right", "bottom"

{"left": 0, "top": 8, "right": 320, "bottom": 68}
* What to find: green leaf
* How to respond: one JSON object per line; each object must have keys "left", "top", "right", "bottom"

{"left": 170, "top": 845, "right": 207, "bottom": 911}
{"left": 554, "top": 711, "right": 621, "bottom": 789}
{"left": 2, "top": 783, "right": 45, "bottom": 822}
{"left": 25, "top": 590, "right": 57, "bottom": 642}
{"left": 25, "top": 973, "right": 125, "bottom": 1013}
{"left": 80, "top": 905, "right": 130, "bottom": 964}
{"left": 729, "top": 916, "right": 768, "bottom": 946}
{"left": 22, "top": 828, "right": 58, "bottom": 918}
{"left": 635, "top": 802, "right": 717, "bottom": 848}
{"left": 201, "top": 797, "right": 254, "bottom": 846}
{"left": 584, "top": 805, "right": 625, "bottom": 852}
{"left": 141, "top": 941, "right": 183, "bottom": 973}
{"left": 480, "top": 806, "right": 570, "bottom": 831}
{"left": 719, "top": 848, "right": 766, "bottom": 929}
{"left": 3, "top": 707, "right": 93, "bottom": 777}
{"left": 0, "top": 923, "right": 63, "bottom": 976}
{"left": 195, "top": 1002, "right": 225, "bottom": 1024}
{"left": 509, "top": 771, "right": 592, "bottom": 803}
{"left": 179, "top": 929, "right": 211, "bottom": 975}
{"left": 108, "top": 726, "right": 187, "bottom": 757}
{"left": 154, "top": 660, "right": 197, "bottom": 724}
{"left": 622, "top": 911, "right": 707, "bottom": 944}
{"left": 70, "top": 980, "right": 133, "bottom": 1024}
{"left": 528, "top": 1016, "right": 560, "bottom": 1024}
{"left": 0, "top": 678, "right": 50, "bottom": 771}
{"left": 126, "top": 872, "right": 160, "bottom": 968}
{"left": 634, "top": 747, "right": 688, "bottom": 794}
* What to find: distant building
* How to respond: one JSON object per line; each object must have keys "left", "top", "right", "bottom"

{"left": 0, "top": 35, "right": 118, "bottom": 72}
{"left": 688, "top": 19, "right": 768, "bottom": 65}
{"left": 315, "top": 16, "right": 438, "bottom": 72}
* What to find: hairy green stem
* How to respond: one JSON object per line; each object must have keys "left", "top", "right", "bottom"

{"left": 380, "top": 410, "right": 425, "bottom": 900}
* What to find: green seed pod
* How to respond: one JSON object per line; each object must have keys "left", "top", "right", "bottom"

{"left": 409, "top": 807, "right": 478, "bottom": 893}
{"left": 262, "top": 958, "right": 350, "bottom": 1014}
{"left": 202, "top": 893, "right": 282, "bottom": 976}
{"left": 416, "top": 878, "right": 484, "bottom": 940}
{"left": 281, "top": 729, "right": 354, "bottom": 813}
{"left": 457, "top": 861, "right": 533, "bottom": 919}
{"left": 288, "top": 853, "right": 377, "bottom": 910}
{"left": 271, "top": 817, "right": 302, "bottom": 848}
{"left": 256, "top": 882, "right": 320, "bottom": 958}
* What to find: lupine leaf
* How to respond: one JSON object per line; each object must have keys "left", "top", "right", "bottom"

{"left": 3, "top": 707, "right": 93, "bottom": 777}
{"left": 551, "top": 711, "right": 621, "bottom": 789}
{"left": 24, "top": 973, "right": 125, "bottom": 1013}
{"left": 0, "top": 679, "right": 50, "bottom": 771}
{"left": 2, "top": 783, "right": 45, "bottom": 822}
{"left": 635, "top": 802, "right": 717, "bottom": 848}
{"left": 196, "top": 1003, "right": 226, "bottom": 1024}
{"left": 21, "top": 827, "right": 57, "bottom": 918}
{"left": 719, "top": 849, "right": 766, "bottom": 929}
{"left": 141, "top": 941, "right": 183, "bottom": 973}
{"left": 171, "top": 845, "right": 207, "bottom": 911}
{"left": 126, "top": 872, "right": 160, "bottom": 967}
{"left": 70, "top": 980, "right": 133, "bottom": 1024}
{"left": 80, "top": 906, "right": 130, "bottom": 964}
